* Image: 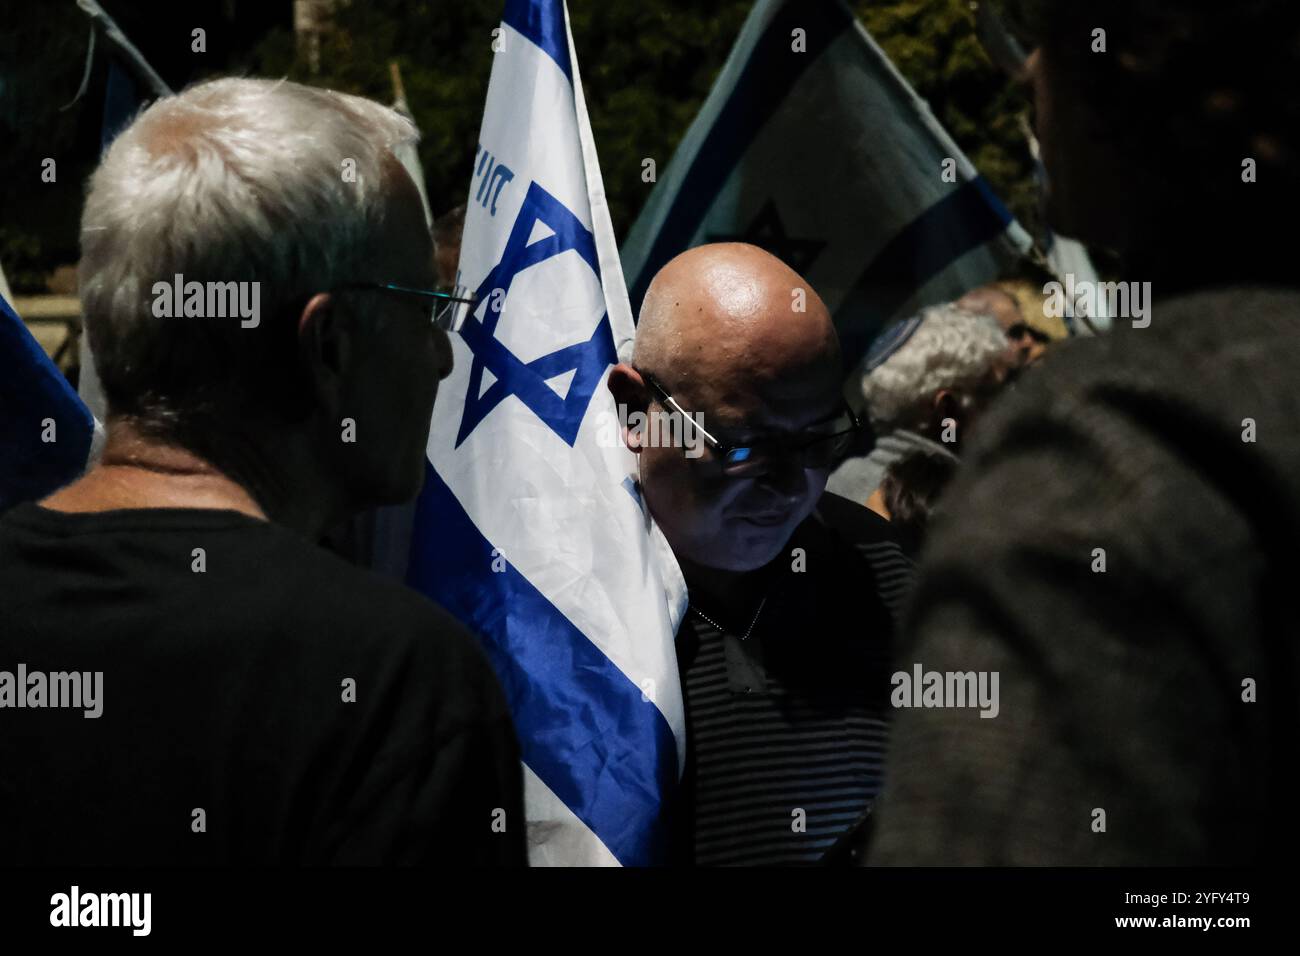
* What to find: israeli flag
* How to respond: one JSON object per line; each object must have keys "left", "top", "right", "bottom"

{"left": 76, "top": 0, "right": 175, "bottom": 453}
{"left": 406, "top": 0, "right": 687, "bottom": 866}
{"left": 622, "top": 0, "right": 1033, "bottom": 374}
{"left": 1024, "top": 123, "right": 1109, "bottom": 334}
{"left": 0, "top": 293, "right": 94, "bottom": 511}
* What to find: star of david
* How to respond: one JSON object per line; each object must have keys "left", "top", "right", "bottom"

{"left": 455, "top": 180, "right": 617, "bottom": 448}
{"left": 708, "top": 199, "right": 826, "bottom": 274}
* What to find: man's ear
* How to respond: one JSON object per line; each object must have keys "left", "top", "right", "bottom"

{"left": 932, "top": 388, "right": 962, "bottom": 434}
{"left": 607, "top": 362, "right": 650, "bottom": 453}
{"left": 607, "top": 362, "right": 647, "bottom": 405}
{"left": 935, "top": 390, "right": 977, "bottom": 447}
{"left": 298, "top": 292, "right": 353, "bottom": 413}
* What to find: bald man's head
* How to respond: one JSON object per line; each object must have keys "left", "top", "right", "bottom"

{"left": 609, "top": 243, "right": 851, "bottom": 573}
{"left": 633, "top": 242, "right": 839, "bottom": 386}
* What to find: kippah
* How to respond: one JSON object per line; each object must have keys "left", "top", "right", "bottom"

{"left": 863, "top": 313, "right": 926, "bottom": 371}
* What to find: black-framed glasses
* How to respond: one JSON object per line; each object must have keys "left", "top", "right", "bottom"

{"left": 334, "top": 282, "right": 476, "bottom": 332}
{"left": 640, "top": 371, "right": 863, "bottom": 478}
{"left": 1006, "top": 321, "right": 1050, "bottom": 345}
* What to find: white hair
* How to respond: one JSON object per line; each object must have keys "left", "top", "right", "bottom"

{"left": 78, "top": 77, "right": 418, "bottom": 423}
{"left": 860, "top": 303, "right": 1007, "bottom": 431}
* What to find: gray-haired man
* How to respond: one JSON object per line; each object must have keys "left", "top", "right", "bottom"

{"left": 0, "top": 78, "right": 525, "bottom": 865}
{"left": 827, "top": 302, "right": 1011, "bottom": 515}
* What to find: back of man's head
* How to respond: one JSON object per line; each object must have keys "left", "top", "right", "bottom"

{"left": 82, "top": 78, "right": 413, "bottom": 438}
{"left": 861, "top": 303, "right": 1008, "bottom": 441}
{"left": 79, "top": 77, "right": 447, "bottom": 511}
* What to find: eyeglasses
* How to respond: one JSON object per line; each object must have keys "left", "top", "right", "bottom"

{"left": 1006, "top": 322, "right": 1050, "bottom": 345}
{"left": 640, "top": 371, "right": 863, "bottom": 478}
{"left": 333, "top": 282, "right": 476, "bottom": 332}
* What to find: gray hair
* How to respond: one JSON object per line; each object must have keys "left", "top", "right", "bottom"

{"left": 860, "top": 303, "right": 1007, "bottom": 431}
{"left": 79, "top": 77, "right": 418, "bottom": 431}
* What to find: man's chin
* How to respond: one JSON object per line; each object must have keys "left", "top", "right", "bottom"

{"left": 706, "top": 519, "right": 795, "bottom": 572}
{"left": 365, "top": 459, "right": 427, "bottom": 509}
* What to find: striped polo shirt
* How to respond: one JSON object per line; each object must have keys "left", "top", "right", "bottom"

{"left": 673, "top": 492, "right": 913, "bottom": 865}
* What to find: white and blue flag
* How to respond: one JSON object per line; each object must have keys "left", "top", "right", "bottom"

{"left": 0, "top": 293, "right": 94, "bottom": 510}
{"left": 621, "top": 0, "right": 1033, "bottom": 374}
{"left": 406, "top": 0, "right": 687, "bottom": 866}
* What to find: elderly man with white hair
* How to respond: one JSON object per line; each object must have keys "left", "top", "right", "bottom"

{"left": 0, "top": 79, "right": 525, "bottom": 865}
{"left": 826, "top": 302, "right": 1012, "bottom": 516}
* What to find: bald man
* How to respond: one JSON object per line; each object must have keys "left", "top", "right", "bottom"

{"left": 957, "top": 284, "right": 1050, "bottom": 367}
{"left": 608, "top": 243, "right": 912, "bottom": 865}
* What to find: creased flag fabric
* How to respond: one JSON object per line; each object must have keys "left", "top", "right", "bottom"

{"left": 0, "top": 261, "right": 14, "bottom": 305}
{"left": 0, "top": 294, "right": 94, "bottom": 511}
{"left": 1024, "top": 124, "right": 1109, "bottom": 334}
{"left": 406, "top": 0, "right": 687, "bottom": 867}
{"left": 621, "top": 0, "right": 1032, "bottom": 373}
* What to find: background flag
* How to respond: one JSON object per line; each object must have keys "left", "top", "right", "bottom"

{"left": 0, "top": 2, "right": 159, "bottom": 505}
{"left": 1023, "top": 121, "right": 1109, "bottom": 334}
{"left": 405, "top": 0, "right": 688, "bottom": 867}
{"left": 0, "top": 293, "right": 94, "bottom": 510}
{"left": 74, "top": 0, "right": 174, "bottom": 442}
{"left": 972, "top": 0, "right": 1107, "bottom": 335}
{"left": 621, "top": 0, "right": 1033, "bottom": 375}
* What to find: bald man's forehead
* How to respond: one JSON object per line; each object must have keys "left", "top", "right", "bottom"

{"left": 635, "top": 241, "right": 842, "bottom": 430}
{"left": 959, "top": 287, "right": 1022, "bottom": 330}
{"left": 667, "top": 347, "right": 843, "bottom": 437}
{"left": 640, "top": 263, "right": 834, "bottom": 360}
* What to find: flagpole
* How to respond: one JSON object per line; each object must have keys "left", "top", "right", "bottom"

{"left": 74, "top": 0, "right": 173, "bottom": 98}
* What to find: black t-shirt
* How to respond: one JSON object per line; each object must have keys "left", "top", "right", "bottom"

{"left": 0, "top": 503, "right": 526, "bottom": 865}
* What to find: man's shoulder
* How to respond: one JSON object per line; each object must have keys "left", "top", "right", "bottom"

{"left": 1014, "top": 284, "right": 1300, "bottom": 407}
{"left": 0, "top": 505, "right": 496, "bottom": 709}
{"left": 255, "top": 523, "right": 492, "bottom": 677}
{"left": 813, "top": 491, "right": 907, "bottom": 551}
{"left": 187, "top": 520, "right": 512, "bottom": 739}
{"left": 931, "top": 284, "right": 1300, "bottom": 585}
{"left": 797, "top": 492, "right": 914, "bottom": 619}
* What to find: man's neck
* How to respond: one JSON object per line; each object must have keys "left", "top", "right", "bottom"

{"left": 679, "top": 555, "right": 768, "bottom": 622}
{"left": 41, "top": 419, "right": 338, "bottom": 538}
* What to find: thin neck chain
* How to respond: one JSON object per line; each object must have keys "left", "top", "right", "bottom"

{"left": 690, "top": 596, "right": 768, "bottom": 641}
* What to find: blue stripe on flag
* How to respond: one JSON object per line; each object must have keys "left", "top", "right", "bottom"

{"left": 0, "top": 295, "right": 94, "bottom": 510}
{"left": 101, "top": 58, "right": 144, "bottom": 153}
{"left": 626, "top": 0, "right": 851, "bottom": 314}
{"left": 407, "top": 465, "right": 677, "bottom": 865}
{"left": 504, "top": 0, "right": 572, "bottom": 82}
{"left": 835, "top": 175, "right": 1015, "bottom": 362}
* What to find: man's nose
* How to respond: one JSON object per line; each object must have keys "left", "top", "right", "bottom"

{"left": 757, "top": 454, "right": 809, "bottom": 502}
{"left": 433, "top": 329, "right": 454, "bottom": 381}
